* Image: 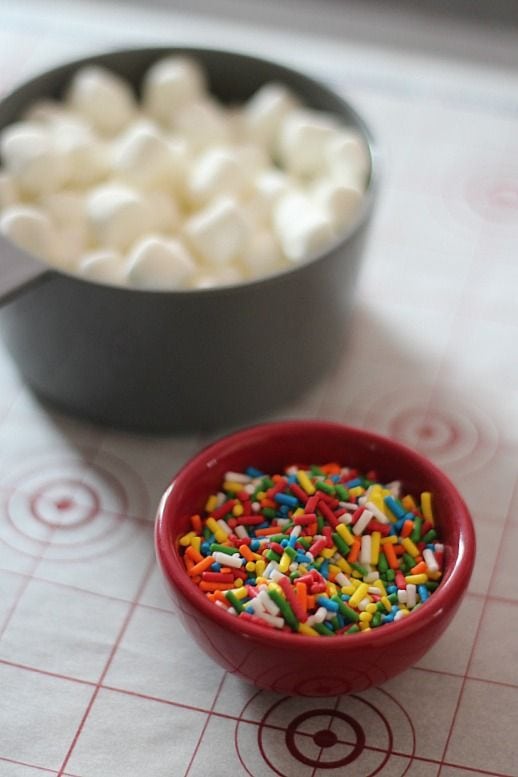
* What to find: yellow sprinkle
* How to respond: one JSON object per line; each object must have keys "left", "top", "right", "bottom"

{"left": 342, "top": 585, "right": 356, "bottom": 596}
{"left": 349, "top": 582, "right": 369, "bottom": 608}
{"left": 224, "top": 481, "right": 245, "bottom": 493}
{"left": 267, "top": 582, "right": 282, "bottom": 595}
{"left": 371, "top": 531, "right": 381, "bottom": 565}
{"left": 335, "top": 556, "right": 352, "bottom": 575}
{"left": 256, "top": 491, "right": 266, "bottom": 500}
{"left": 233, "top": 579, "right": 244, "bottom": 589}
{"left": 359, "top": 621, "right": 371, "bottom": 631}
{"left": 359, "top": 611, "right": 372, "bottom": 622}
{"left": 205, "top": 495, "right": 218, "bottom": 513}
{"left": 373, "top": 579, "right": 387, "bottom": 597}
{"left": 245, "top": 561, "right": 256, "bottom": 573}
{"left": 421, "top": 492, "right": 434, "bottom": 525}
{"left": 298, "top": 623, "right": 319, "bottom": 637}
{"left": 255, "top": 576, "right": 266, "bottom": 586}
{"left": 337, "top": 523, "right": 354, "bottom": 546}
{"left": 349, "top": 486, "right": 365, "bottom": 499}
{"left": 398, "top": 608, "right": 410, "bottom": 617}
{"left": 328, "top": 564, "right": 341, "bottom": 578}
{"left": 401, "top": 538, "right": 420, "bottom": 558}
{"left": 381, "top": 596, "right": 392, "bottom": 613}
{"left": 255, "top": 560, "right": 266, "bottom": 576}
{"left": 327, "top": 582, "right": 338, "bottom": 598}
{"left": 381, "top": 535, "right": 397, "bottom": 545}
{"left": 428, "top": 570, "right": 442, "bottom": 581}
{"left": 279, "top": 553, "right": 291, "bottom": 573}
{"left": 293, "top": 507, "right": 305, "bottom": 518}
{"left": 321, "top": 547, "right": 336, "bottom": 559}
{"left": 232, "top": 503, "right": 244, "bottom": 517}
{"left": 405, "top": 574, "right": 428, "bottom": 585}
{"left": 179, "top": 531, "right": 195, "bottom": 547}
{"left": 366, "top": 603, "right": 377, "bottom": 614}
{"left": 206, "top": 518, "right": 227, "bottom": 544}
{"left": 297, "top": 469, "right": 316, "bottom": 495}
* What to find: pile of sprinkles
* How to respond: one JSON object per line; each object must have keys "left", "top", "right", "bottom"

{"left": 178, "top": 463, "right": 443, "bottom": 636}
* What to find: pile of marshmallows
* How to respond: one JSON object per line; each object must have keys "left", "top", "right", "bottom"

{"left": 0, "top": 57, "right": 369, "bottom": 290}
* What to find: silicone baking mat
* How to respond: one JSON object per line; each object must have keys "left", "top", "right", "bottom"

{"left": 1, "top": 2, "right": 517, "bottom": 775}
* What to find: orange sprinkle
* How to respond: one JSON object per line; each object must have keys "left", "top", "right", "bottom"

{"left": 199, "top": 581, "right": 234, "bottom": 592}
{"left": 307, "top": 595, "right": 316, "bottom": 611}
{"left": 411, "top": 561, "right": 427, "bottom": 575}
{"left": 190, "top": 514, "right": 202, "bottom": 533}
{"left": 260, "top": 497, "right": 276, "bottom": 509}
{"left": 185, "top": 544, "right": 203, "bottom": 564}
{"left": 295, "top": 582, "right": 308, "bottom": 612}
{"left": 383, "top": 543, "right": 399, "bottom": 570}
{"left": 400, "top": 520, "right": 414, "bottom": 539}
{"left": 184, "top": 555, "right": 195, "bottom": 572}
{"left": 321, "top": 462, "right": 341, "bottom": 474}
{"left": 208, "top": 590, "right": 231, "bottom": 606}
{"left": 239, "top": 544, "right": 260, "bottom": 562}
{"left": 255, "top": 526, "right": 282, "bottom": 537}
{"left": 348, "top": 538, "right": 361, "bottom": 563}
{"left": 188, "top": 555, "right": 215, "bottom": 577}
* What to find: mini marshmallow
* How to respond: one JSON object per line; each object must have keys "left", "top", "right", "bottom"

{"left": 244, "top": 82, "right": 298, "bottom": 149}
{"left": 125, "top": 235, "right": 196, "bottom": 290}
{"left": 146, "top": 190, "right": 180, "bottom": 233}
{"left": 273, "top": 191, "right": 333, "bottom": 262}
{"left": 0, "top": 204, "right": 60, "bottom": 263}
{"left": 86, "top": 184, "right": 152, "bottom": 251}
{"left": 277, "top": 109, "right": 338, "bottom": 177}
{"left": 242, "top": 230, "right": 285, "bottom": 278}
{"left": 185, "top": 197, "right": 250, "bottom": 266}
{"left": 142, "top": 57, "right": 206, "bottom": 125}
{"left": 67, "top": 66, "right": 136, "bottom": 135}
{"left": 171, "top": 98, "right": 230, "bottom": 149}
{"left": 40, "top": 190, "right": 89, "bottom": 261}
{"left": 112, "top": 121, "right": 175, "bottom": 189}
{"left": 192, "top": 264, "right": 245, "bottom": 289}
{"left": 53, "top": 122, "right": 109, "bottom": 186}
{"left": 325, "top": 130, "right": 370, "bottom": 188}
{"left": 0, "top": 122, "right": 69, "bottom": 196}
{"left": 0, "top": 172, "right": 18, "bottom": 208}
{"left": 312, "top": 179, "right": 363, "bottom": 232}
{"left": 79, "top": 249, "right": 125, "bottom": 286}
{"left": 247, "top": 169, "right": 294, "bottom": 225}
{"left": 188, "top": 146, "right": 247, "bottom": 206}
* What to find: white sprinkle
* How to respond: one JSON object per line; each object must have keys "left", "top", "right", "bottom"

{"left": 335, "top": 572, "right": 351, "bottom": 587}
{"left": 212, "top": 551, "right": 242, "bottom": 568}
{"left": 337, "top": 512, "right": 352, "bottom": 525}
{"left": 251, "top": 501, "right": 261, "bottom": 513}
{"left": 398, "top": 590, "right": 408, "bottom": 604}
{"left": 307, "top": 607, "right": 327, "bottom": 625}
{"left": 216, "top": 518, "right": 232, "bottom": 536}
{"left": 258, "top": 590, "right": 280, "bottom": 616}
{"left": 357, "top": 597, "right": 371, "bottom": 611}
{"left": 365, "top": 501, "right": 390, "bottom": 524}
{"left": 254, "top": 610, "right": 285, "bottom": 629}
{"left": 224, "top": 471, "right": 252, "bottom": 484}
{"left": 360, "top": 535, "right": 372, "bottom": 565}
{"left": 290, "top": 525, "right": 302, "bottom": 540}
{"left": 234, "top": 525, "right": 249, "bottom": 539}
{"left": 423, "top": 548, "right": 439, "bottom": 573}
{"left": 364, "top": 571, "right": 379, "bottom": 583}
{"left": 353, "top": 509, "right": 374, "bottom": 536}
{"left": 407, "top": 584, "right": 417, "bottom": 609}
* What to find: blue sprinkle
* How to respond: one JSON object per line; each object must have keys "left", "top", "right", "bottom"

{"left": 281, "top": 539, "right": 289, "bottom": 547}
{"left": 387, "top": 585, "right": 397, "bottom": 594}
{"left": 201, "top": 541, "right": 211, "bottom": 555}
{"left": 247, "top": 578, "right": 257, "bottom": 586}
{"left": 331, "top": 475, "right": 341, "bottom": 483}
{"left": 246, "top": 467, "right": 263, "bottom": 478}
{"left": 384, "top": 495, "right": 406, "bottom": 520}
{"left": 287, "top": 474, "right": 297, "bottom": 484}
{"left": 418, "top": 584, "right": 429, "bottom": 602}
{"left": 279, "top": 504, "right": 289, "bottom": 516}
{"left": 250, "top": 539, "right": 260, "bottom": 551}
{"left": 210, "top": 562, "right": 221, "bottom": 572}
{"left": 320, "top": 560, "right": 330, "bottom": 578}
{"left": 346, "top": 478, "right": 363, "bottom": 488}
{"left": 288, "top": 534, "right": 299, "bottom": 548}
{"left": 317, "top": 597, "right": 339, "bottom": 613}
{"left": 245, "top": 606, "right": 255, "bottom": 614}
{"left": 274, "top": 493, "right": 299, "bottom": 508}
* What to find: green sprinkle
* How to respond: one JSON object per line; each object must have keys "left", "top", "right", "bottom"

{"left": 268, "top": 589, "right": 299, "bottom": 631}
{"left": 351, "top": 561, "right": 368, "bottom": 577}
{"left": 372, "top": 612, "right": 383, "bottom": 627}
{"left": 225, "top": 591, "right": 245, "bottom": 613}
{"left": 315, "top": 481, "right": 335, "bottom": 495}
{"left": 403, "top": 553, "right": 415, "bottom": 569}
{"left": 262, "top": 508, "right": 276, "bottom": 519}
{"left": 284, "top": 545, "right": 297, "bottom": 560}
{"left": 410, "top": 516, "right": 422, "bottom": 543}
{"left": 313, "top": 621, "right": 335, "bottom": 636}
{"left": 310, "top": 465, "right": 324, "bottom": 476}
{"left": 316, "top": 515, "right": 325, "bottom": 533}
{"left": 332, "top": 596, "right": 359, "bottom": 622}
{"left": 386, "top": 569, "right": 395, "bottom": 581}
{"left": 262, "top": 477, "right": 274, "bottom": 489}
{"left": 210, "top": 543, "right": 238, "bottom": 555}
{"left": 422, "top": 529, "right": 437, "bottom": 543}
{"left": 346, "top": 624, "right": 361, "bottom": 634}
{"left": 335, "top": 485, "right": 349, "bottom": 501}
{"left": 378, "top": 553, "right": 388, "bottom": 573}
{"left": 332, "top": 532, "right": 350, "bottom": 556}
{"left": 265, "top": 550, "right": 281, "bottom": 563}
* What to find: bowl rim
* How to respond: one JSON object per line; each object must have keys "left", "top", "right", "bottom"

{"left": 0, "top": 45, "right": 379, "bottom": 297}
{"left": 155, "top": 419, "right": 475, "bottom": 650}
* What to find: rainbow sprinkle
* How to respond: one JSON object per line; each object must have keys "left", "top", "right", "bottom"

{"left": 178, "top": 463, "right": 443, "bottom": 635}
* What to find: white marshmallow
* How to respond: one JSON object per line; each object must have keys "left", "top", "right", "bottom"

{"left": 171, "top": 98, "right": 230, "bottom": 148}
{"left": 79, "top": 249, "right": 125, "bottom": 286}
{"left": 184, "top": 197, "right": 250, "bottom": 266}
{"left": 325, "top": 130, "right": 370, "bottom": 188}
{"left": 67, "top": 66, "right": 136, "bottom": 135}
{"left": 277, "top": 109, "right": 338, "bottom": 177}
{"left": 244, "top": 82, "right": 298, "bottom": 149}
{"left": 142, "top": 57, "right": 206, "bottom": 125}
{"left": 312, "top": 179, "right": 363, "bottom": 232}
{"left": 125, "top": 235, "right": 196, "bottom": 290}
{"left": 53, "top": 122, "right": 109, "bottom": 186}
{"left": 242, "top": 230, "right": 285, "bottom": 278}
{"left": 0, "top": 204, "right": 60, "bottom": 263}
{"left": 247, "top": 169, "right": 294, "bottom": 226}
{"left": 24, "top": 99, "right": 75, "bottom": 126}
{"left": 0, "top": 122, "right": 69, "bottom": 196}
{"left": 0, "top": 172, "right": 18, "bottom": 208}
{"left": 236, "top": 143, "right": 269, "bottom": 175}
{"left": 112, "top": 121, "right": 175, "bottom": 189}
{"left": 192, "top": 264, "right": 245, "bottom": 289}
{"left": 86, "top": 184, "right": 152, "bottom": 251}
{"left": 273, "top": 191, "right": 333, "bottom": 262}
{"left": 146, "top": 190, "right": 180, "bottom": 233}
{"left": 188, "top": 146, "right": 247, "bottom": 205}
{"left": 40, "top": 190, "right": 89, "bottom": 261}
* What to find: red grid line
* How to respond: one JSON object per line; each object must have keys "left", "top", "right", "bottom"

{"left": 0, "top": 755, "right": 59, "bottom": 775}
{"left": 55, "top": 552, "right": 156, "bottom": 777}
{"left": 436, "top": 473, "right": 518, "bottom": 776}
{"left": 183, "top": 671, "right": 228, "bottom": 776}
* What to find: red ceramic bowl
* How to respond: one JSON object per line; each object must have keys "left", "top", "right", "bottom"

{"left": 155, "top": 420, "right": 475, "bottom": 696}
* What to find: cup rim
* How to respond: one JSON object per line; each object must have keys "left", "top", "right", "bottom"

{"left": 155, "top": 419, "right": 475, "bottom": 650}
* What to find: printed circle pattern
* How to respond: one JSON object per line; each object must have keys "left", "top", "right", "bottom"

{"left": 0, "top": 449, "right": 150, "bottom": 560}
